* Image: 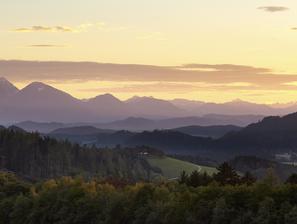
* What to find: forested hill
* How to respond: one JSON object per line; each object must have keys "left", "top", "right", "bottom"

{"left": 218, "top": 112, "right": 297, "bottom": 150}
{"left": 0, "top": 128, "right": 159, "bottom": 180}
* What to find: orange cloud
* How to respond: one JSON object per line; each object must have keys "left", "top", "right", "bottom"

{"left": 2, "top": 60, "right": 297, "bottom": 92}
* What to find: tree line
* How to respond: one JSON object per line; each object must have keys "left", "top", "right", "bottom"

{"left": 1, "top": 165, "right": 297, "bottom": 224}
{"left": 0, "top": 128, "right": 160, "bottom": 180}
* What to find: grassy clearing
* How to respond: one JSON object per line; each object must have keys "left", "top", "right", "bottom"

{"left": 147, "top": 156, "right": 217, "bottom": 179}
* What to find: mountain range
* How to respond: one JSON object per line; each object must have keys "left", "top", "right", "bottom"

{"left": 47, "top": 112, "right": 297, "bottom": 161}
{"left": 15, "top": 115, "right": 262, "bottom": 133}
{"left": 1, "top": 77, "right": 297, "bottom": 124}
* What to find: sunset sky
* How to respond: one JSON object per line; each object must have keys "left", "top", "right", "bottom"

{"left": 1, "top": 0, "right": 297, "bottom": 103}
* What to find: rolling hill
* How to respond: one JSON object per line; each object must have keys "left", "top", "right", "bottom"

{"left": 229, "top": 156, "right": 297, "bottom": 181}
{"left": 218, "top": 112, "right": 297, "bottom": 151}
{"left": 50, "top": 126, "right": 114, "bottom": 135}
{"left": 172, "top": 125, "right": 241, "bottom": 138}
{"left": 95, "top": 115, "right": 263, "bottom": 131}
{"left": 0, "top": 127, "right": 162, "bottom": 180}
{"left": 46, "top": 112, "right": 297, "bottom": 161}
{"left": 148, "top": 156, "right": 217, "bottom": 179}
{"left": 15, "top": 121, "right": 66, "bottom": 133}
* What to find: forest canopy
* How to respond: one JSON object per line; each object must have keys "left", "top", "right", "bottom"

{"left": 1, "top": 171, "right": 297, "bottom": 224}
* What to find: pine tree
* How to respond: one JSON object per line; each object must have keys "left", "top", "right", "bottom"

{"left": 214, "top": 162, "right": 240, "bottom": 185}
{"left": 241, "top": 171, "right": 257, "bottom": 185}
{"left": 179, "top": 170, "right": 188, "bottom": 185}
{"left": 286, "top": 174, "right": 297, "bottom": 184}
{"left": 188, "top": 170, "right": 201, "bottom": 187}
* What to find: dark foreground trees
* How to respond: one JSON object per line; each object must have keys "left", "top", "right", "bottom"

{"left": 2, "top": 172, "right": 297, "bottom": 224}
{"left": 0, "top": 129, "right": 159, "bottom": 181}
{"left": 179, "top": 162, "right": 257, "bottom": 187}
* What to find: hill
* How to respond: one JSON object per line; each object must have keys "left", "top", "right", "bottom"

{"left": 49, "top": 126, "right": 115, "bottom": 145}
{"left": 147, "top": 156, "right": 217, "bottom": 179}
{"left": 229, "top": 156, "right": 297, "bottom": 181}
{"left": 95, "top": 130, "right": 212, "bottom": 155}
{"left": 172, "top": 125, "right": 241, "bottom": 138}
{"left": 0, "top": 128, "right": 160, "bottom": 180}
{"left": 15, "top": 121, "right": 66, "bottom": 133}
{"left": 218, "top": 112, "right": 297, "bottom": 155}
{"left": 95, "top": 115, "right": 262, "bottom": 131}
{"left": 50, "top": 126, "right": 114, "bottom": 135}
{"left": 46, "top": 112, "right": 297, "bottom": 161}
{"left": 95, "top": 112, "right": 297, "bottom": 159}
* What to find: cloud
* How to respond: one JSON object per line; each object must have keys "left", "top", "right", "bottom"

{"left": 12, "top": 22, "right": 127, "bottom": 33}
{"left": 1, "top": 60, "right": 297, "bottom": 92}
{"left": 13, "top": 25, "right": 83, "bottom": 33}
{"left": 54, "top": 26, "right": 73, "bottom": 32}
{"left": 27, "top": 44, "right": 67, "bottom": 48}
{"left": 258, "top": 6, "right": 289, "bottom": 12}
{"left": 80, "top": 82, "right": 198, "bottom": 94}
{"left": 13, "top": 25, "right": 75, "bottom": 32}
{"left": 179, "top": 64, "right": 271, "bottom": 73}
{"left": 79, "top": 81, "right": 258, "bottom": 94}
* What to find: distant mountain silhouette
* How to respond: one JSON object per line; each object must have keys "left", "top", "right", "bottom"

{"left": 172, "top": 125, "right": 242, "bottom": 138}
{"left": 1, "top": 78, "right": 297, "bottom": 124}
{"left": 50, "top": 126, "right": 114, "bottom": 136}
{"left": 13, "top": 82, "right": 80, "bottom": 107}
{"left": 171, "top": 99, "right": 278, "bottom": 115}
{"left": 125, "top": 96, "right": 185, "bottom": 118}
{"left": 1, "top": 82, "right": 88, "bottom": 123}
{"left": 85, "top": 94, "right": 129, "bottom": 120}
{"left": 0, "top": 77, "right": 19, "bottom": 99}
{"left": 95, "top": 115, "right": 263, "bottom": 131}
{"left": 14, "top": 115, "right": 263, "bottom": 133}
{"left": 46, "top": 112, "right": 297, "bottom": 160}
{"left": 15, "top": 121, "right": 67, "bottom": 133}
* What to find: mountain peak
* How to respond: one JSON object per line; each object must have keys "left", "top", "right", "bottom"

{"left": 230, "top": 99, "right": 248, "bottom": 104}
{"left": 21, "top": 82, "right": 63, "bottom": 94}
{"left": 0, "top": 77, "right": 19, "bottom": 97}
{"left": 0, "top": 77, "right": 9, "bottom": 82}
{"left": 26, "top": 81, "right": 50, "bottom": 89}
{"left": 88, "top": 93, "right": 122, "bottom": 104}
{"left": 94, "top": 93, "right": 119, "bottom": 100}
{"left": 16, "top": 81, "right": 79, "bottom": 106}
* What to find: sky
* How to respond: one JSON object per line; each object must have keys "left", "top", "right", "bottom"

{"left": 1, "top": 0, "right": 297, "bottom": 103}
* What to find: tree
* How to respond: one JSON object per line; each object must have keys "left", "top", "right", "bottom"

{"left": 286, "top": 174, "right": 297, "bottom": 184}
{"left": 285, "top": 206, "right": 297, "bottom": 224}
{"left": 253, "top": 197, "right": 276, "bottom": 224}
{"left": 241, "top": 172, "right": 257, "bottom": 186}
{"left": 263, "top": 168, "right": 280, "bottom": 186}
{"left": 188, "top": 170, "right": 201, "bottom": 187}
{"left": 214, "top": 162, "right": 240, "bottom": 185}
{"left": 212, "top": 198, "right": 231, "bottom": 224}
{"left": 178, "top": 170, "right": 188, "bottom": 185}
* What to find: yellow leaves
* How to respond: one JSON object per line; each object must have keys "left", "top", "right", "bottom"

{"left": 42, "top": 179, "right": 58, "bottom": 190}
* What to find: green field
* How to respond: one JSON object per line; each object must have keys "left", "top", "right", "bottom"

{"left": 147, "top": 156, "right": 217, "bottom": 179}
